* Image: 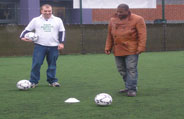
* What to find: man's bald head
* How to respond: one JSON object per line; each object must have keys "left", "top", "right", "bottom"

{"left": 116, "top": 4, "right": 130, "bottom": 19}
{"left": 117, "top": 4, "right": 129, "bottom": 11}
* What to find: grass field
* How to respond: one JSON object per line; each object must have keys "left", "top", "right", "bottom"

{"left": 1, "top": 51, "right": 184, "bottom": 119}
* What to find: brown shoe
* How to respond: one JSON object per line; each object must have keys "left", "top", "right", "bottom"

{"left": 127, "top": 91, "right": 136, "bottom": 97}
{"left": 119, "top": 89, "right": 128, "bottom": 93}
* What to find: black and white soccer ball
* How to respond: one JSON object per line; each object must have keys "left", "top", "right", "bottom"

{"left": 16, "top": 80, "right": 31, "bottom": 90}
{"left": 24, "top": 32, "right": 38, "bottom": 41}
{"left": 94, "top": 93, "right": 112, "bottom": 106}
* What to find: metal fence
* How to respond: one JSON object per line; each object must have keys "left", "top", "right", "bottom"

{"left": 1, "top": 5, "right": 184, "bottom": 56}
{"left": 1, "top": 23, "right": 184, "bottom": 57}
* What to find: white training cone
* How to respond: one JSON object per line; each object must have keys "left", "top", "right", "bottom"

{"left": 64, "top": 98, "right": 80, "bottom": 103}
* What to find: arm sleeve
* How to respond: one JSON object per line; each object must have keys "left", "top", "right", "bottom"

{"left": 105, "top": 20, "right": 114, "bottom": 51}
{"left": 25, "top": 18, "right": 36, "bottom": 31}
{"left": 58, "top": 31, "right": 65, "bottom": 43}
{"left": 19, "top": 30, "right": 30, "bottom": 39}
{"left": 58, "top": 18, "right": 65, "bottom": 43}
{"left": 136, "top": 17, "right": 147, "bottom": 52}
{"left": 20, "top": 18, "right": 35, "bottom": 39}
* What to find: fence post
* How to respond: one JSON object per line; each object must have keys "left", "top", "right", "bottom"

{"left": 162, "top": 0, "right": 167, "bottom": 51}
{"left": 80, "top": 0, "right": 85, "bottom": 54}
{"left": 162, "top": 0, "right": 165, "bottom": 21}
{"left": 80, "top": 0, "right": 83, "bottom": 24}
{"left": 162, "top": 23, "right": 167, "bottom": 51}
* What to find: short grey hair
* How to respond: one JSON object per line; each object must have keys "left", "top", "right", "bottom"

{"left": 41, "top": 4, "right": 52, "bottom": 10}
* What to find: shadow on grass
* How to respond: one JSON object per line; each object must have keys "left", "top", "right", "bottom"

{"left": 137, "top": 88, "right": 175, "bottom": 97}
{"left": 112, "top": 87, "right": 175, "bottom": 98}
{"left": 6, "top": 84, "right": 61, "bottom": 92}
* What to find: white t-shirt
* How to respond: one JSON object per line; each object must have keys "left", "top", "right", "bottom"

{"left": 24, "top": 15, "right": 65, "bottom": 46}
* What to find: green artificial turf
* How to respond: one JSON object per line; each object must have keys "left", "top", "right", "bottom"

{"left": 0, "top": 51, "right": 184, "bottom": 119}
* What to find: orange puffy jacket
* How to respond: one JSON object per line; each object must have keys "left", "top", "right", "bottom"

{"left": 105, "top": 13, "right": 147, "bottom": 56}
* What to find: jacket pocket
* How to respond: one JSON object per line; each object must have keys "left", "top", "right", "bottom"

{"left": 124, "top": 41, "right": 137, "bottom": 52}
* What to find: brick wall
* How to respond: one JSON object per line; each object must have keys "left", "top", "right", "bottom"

{"left": 92, "top": 5, "right": 184, "bottom": 23}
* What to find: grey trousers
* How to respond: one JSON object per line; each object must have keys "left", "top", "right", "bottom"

{"left": 115, "top": 54, "right": 139, "bottom": 91}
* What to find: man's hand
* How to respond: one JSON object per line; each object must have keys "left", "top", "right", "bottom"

{"left": 58, "top": 43, "right": 64, "bottom": 50}
{"left": 136, "top": 50, "right": 143, "bottom": 54}
{"left": 21, "top": 38, "right": 33, "bottom": 42}
{"left": 105, "top": 50, "right": 111, "bottom": 55}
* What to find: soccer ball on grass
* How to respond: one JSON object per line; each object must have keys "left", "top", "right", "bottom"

{"left": 94, "top": 93, "right": 112, "bottom": 106}
{"left": 16, "top": 80, "right": 31, "bottom": 90}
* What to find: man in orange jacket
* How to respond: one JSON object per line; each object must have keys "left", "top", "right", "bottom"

{"left": 105, "top": 4, "right": 147, "bottom": 97}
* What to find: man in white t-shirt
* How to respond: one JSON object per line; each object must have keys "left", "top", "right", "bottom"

{"left": 20, "top": 4, "right": 65, "bottom": 88}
